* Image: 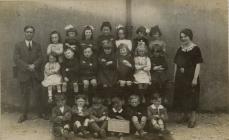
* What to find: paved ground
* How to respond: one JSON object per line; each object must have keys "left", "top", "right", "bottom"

{"left": 1, "top": 111, "right": 229, "bottom": 140}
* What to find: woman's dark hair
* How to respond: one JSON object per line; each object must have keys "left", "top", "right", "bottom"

{"left": 180, "top": 28, "right": 193, "bottom": 41}
{"left": 82, "top": 26, "right": 94, "bottom": 40}
{"left": 100, "top": 21, "right": 112, "bottom": 31}
{"left": 66, "top": 28, "right": 78, "bottom": 37}
{"left": 149, "top": 25, "right": 162, "bottom": 37}
{"left": 49, "top": 30, "right": 62, "bottom": 43}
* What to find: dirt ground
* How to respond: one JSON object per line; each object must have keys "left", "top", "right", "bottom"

{"left": 1, "top": 111, "right": 229, "bottom": 140}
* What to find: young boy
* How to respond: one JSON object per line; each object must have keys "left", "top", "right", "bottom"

{"left": 147, "top": 94, "right": 168, "bottom": 136}
{"left": 88, "top": 96, "right": 109, "bottom": 138}
{"left": 51, "top": 94, "right": 72, "bottom": 137}
{"left": 109, "top": 97, "right": 127, "bottom": 138}
{"left": 126, "top": 94, "right": 147, "bottom": 136}
{"left": 72, "top": 94, "right": 90, "bottom": 137}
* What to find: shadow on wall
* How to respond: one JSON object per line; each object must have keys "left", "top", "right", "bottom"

{"left": 1, "top": 0, "right": 228, "bottom": 111}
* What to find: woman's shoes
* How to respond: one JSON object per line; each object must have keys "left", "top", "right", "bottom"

{"left": 188, "top": 120, "right": 196, "bottom": 128}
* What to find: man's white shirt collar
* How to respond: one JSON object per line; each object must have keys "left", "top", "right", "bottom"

{"left": 25, "top": 40, "right": 32, "bottom": 47}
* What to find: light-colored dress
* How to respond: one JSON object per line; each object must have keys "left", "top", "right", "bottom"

{"left": 115, "top": 39, "right": 132, "bottom": 51}
{"left": 42, "top": 62, "right": 62, "bottom": 87}
{"left": 134, "top": 56, "right": 151, "bottom": 84}
{"left": 47, "top": 43, "right": 64, "bottom": 62}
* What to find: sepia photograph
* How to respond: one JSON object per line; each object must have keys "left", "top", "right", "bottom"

{"left": 0, "top": 0, "right": 228, "bottom": 140}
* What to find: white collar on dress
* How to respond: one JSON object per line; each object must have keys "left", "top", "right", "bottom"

{"left": 181, "top": 42, "right": 196, "bottom": 52}
{"left": 112, "top": 108, "right": 123, "bottom": 113}
{"left": 150, "top": 104, "right": 164, "bottom": 110}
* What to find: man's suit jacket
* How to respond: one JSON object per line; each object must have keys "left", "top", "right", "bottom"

{"left": 13, "top": 40, "right": 43, "bottom": 82}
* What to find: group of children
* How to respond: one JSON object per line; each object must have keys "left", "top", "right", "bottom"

{"left": 41, "top": 21, "right": 170, "bottom": 138}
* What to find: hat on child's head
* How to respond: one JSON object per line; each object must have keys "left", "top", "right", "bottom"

{"left": 149, "top": 25, "right": 162, "bottom": 37}
{"left": 100, "top": 21, "right": 112, "bottom": 31}
{"left": 136, "top": 26, "right": 147, "bottom": 35}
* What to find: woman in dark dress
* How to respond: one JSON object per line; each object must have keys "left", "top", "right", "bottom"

{"left": 173, "top": 28, "right": 203, "bottom": 128}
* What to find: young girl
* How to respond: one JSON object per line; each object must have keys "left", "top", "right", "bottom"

{"left": 72, "top": 94, "right": 90, "bottom": 136}
{"left": 133, "top": 26, "right": 149, "bottom": 52}
{"left": 115, "top": 24, "right": 132, "bottom": 52}
{"left": 150, "top": 45, "right": 168, "bottom": 102}
{"left": 80, "top": 47, "right": 98, "bottom": 101}
{"left": 51, "top": 94, "right": 72, "bottom": 137}
{"left": 147, "top": 94, "right": 168, "bottom": 136}
{"left": 62, "top": 48, "right": 80, "bottom": 106}
{"left": 97, "top": 21, "right": 115, "bottom": 54}
{"left": 81, "top": 25, "right": 98, "bottom": 55}
{"left": 42, "top": 53, "right": 62, "bottom": 103}
{"left": 98, "top": 40, "right": 117, "bottom": 101}
{"left": 134, "top": 44, "right": 151, "bottom": 102}
{"left": 47, "top": 31, "right": 64, "bottom": 63}
{"left": 88, "top": 96, "right": 109, "bottom": 138}
{"left": 126, "top": 94, "right": 147, "bottom": 136}
{"left": 149, "top": 25, "right": 166, "bottom": 54}
{"left": 64, "top": 24, "right": 81, "bottom": 58}
{"left": 116, "top": 43, "right": 134, "bottom": 99}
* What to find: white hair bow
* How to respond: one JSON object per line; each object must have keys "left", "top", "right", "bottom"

{"left": 116, "top": 24, "right": 124, "bottom": 30}
{"left": 64, "top": 24, "right": 74, "bottom": 31}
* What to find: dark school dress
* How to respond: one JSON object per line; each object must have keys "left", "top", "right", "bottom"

{"left": 150, "top": 55, "right": 168, "bottom": 90}
{"left": 173, "top": 45, "right": 203, "bottom": 112}
{"left": 79, "top": 55, "right": 98, "bottom": 81}
{"left": 98, "top": 53, "right": 117, "bottom": 87}
{"left": 117, "top": 54, "right": 134, "bottom": 81}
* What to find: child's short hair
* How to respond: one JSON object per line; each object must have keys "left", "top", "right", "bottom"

{"left": 92, "top": 96, "right": 103, "bottom": 104}
{"left": 64, "top": 47, "right": 75, "bottom": 53}
{"left": 50, "top": 30, "right": 62, "bottom": 43}
{"left": 55, "top": 94, "right": 66, "bottom": 102}
{"left": 75, "top": 94, "right": 87, "bottom": 101}
{"left": 149, "top": 25, "right": 162, "bottom": 37}
{"left": 136, "top": 26, "right": 147, "bottom": 35}
{"left": 100, "top": 21, "right": 112, "bottom": 31}
{"left": 128, "top": 94, "right": 140, "bottom": 103}
{"left": 111, "top": 97, "right": 122, "bottom": 105}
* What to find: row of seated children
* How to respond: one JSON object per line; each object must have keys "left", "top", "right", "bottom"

{"left": 41, "top": 34, "right": 168, "bottom": 107}
{"left": 52, "top": 93, "right": 168, "bottom": 139}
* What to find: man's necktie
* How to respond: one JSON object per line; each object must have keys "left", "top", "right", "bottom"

{"left": 28, "top": 42, "right": 32, "bottom": 51}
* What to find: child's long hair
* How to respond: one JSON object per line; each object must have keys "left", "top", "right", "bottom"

{"left": 134, "top": 44, "right": 149, "bottom": 57}
{"left": 47, "top": 52, "right": 58, "bottom": 63}
{"left": 82, "top": 25, "right": 94, "bottom": 40}
{"left": 117, "top": 43, "right": 131, "bottom": 57}
{"left": 116, "top": 26, "right": 128, "bottom": 40}
{"left": 49, "top": 30, "right": 62, "bottom": 43}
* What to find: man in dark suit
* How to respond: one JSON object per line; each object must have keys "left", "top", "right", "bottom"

{"left": 14, "top": 25, "right": 43, "bottom": 123}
